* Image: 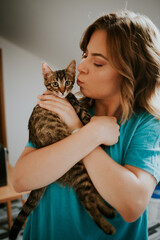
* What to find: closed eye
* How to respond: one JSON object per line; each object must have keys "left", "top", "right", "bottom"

{"left": 94, "top": 63, "right": 103, "bottom": 67}
{"left": 82, "top": 52, "right": 104, "bottom": 67}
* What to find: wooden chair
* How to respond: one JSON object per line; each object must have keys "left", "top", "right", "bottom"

{"left": 0, "top": 162, "right": 29, "bottom": 229}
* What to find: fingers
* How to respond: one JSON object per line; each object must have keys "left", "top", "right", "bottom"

{"left": 37, "top": 93, "right": 68, "bottom": 104}
{"left": 37, "top": 99, "right": 68, "bottom": 113}
{"left": 111, "top": 116, "right": 118, "bottom": 123}
{"left": 43, "top": 90, "right": 53, "bottom": 95}
{"left": 37, "top": 98, "right": 70, "bottom": 121}
{"left": 37, "top": 99, "right": 65, "bottom": 110}
{"left": 37, "top": 93, "right": 74, "bottom": 117}
{"left": 38, "top": 101, "right": 64, "bottom": 116}
{"left": 37, "top": 94, "right": 69, "bottom": 109}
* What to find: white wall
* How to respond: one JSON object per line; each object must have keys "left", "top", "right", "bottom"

{"left": 0, "top": 0, "right": 159, "bottom": 67}
{"left": 0, "top": 0, "right": 160, "bottom": 166}
{"left": 0, "top": 37, "right": 44, "bottom": 166}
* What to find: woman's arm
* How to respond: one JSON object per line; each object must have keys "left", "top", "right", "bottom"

{"left": 13, "top": 122, "right": 99, "bottom": 192}
{"left": 83, "top": 146, "right": 157, "bottom": 222}
{"left": 13, "top": 116, "right": 119, "bottom": 192}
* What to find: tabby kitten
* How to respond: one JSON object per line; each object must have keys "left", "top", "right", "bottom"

{"left": 9, "top": 60, "right": 116, "bottom": 240}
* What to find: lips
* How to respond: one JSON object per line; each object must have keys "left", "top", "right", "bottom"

{"left": 77, "top": 78, "right": 83, "bottom": 86}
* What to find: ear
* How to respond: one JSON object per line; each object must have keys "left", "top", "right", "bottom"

{"left": 42, "top": 62, "right": 53, "bottom": 79}
{"left": 66, "top": 60, "right": 76, "bottom": 77}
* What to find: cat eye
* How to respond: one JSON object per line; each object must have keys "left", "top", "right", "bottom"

{"left": 65, "top": 81, "right": 71, "bottom": 86}
{"left": 52, "top": 82, "right": 59, "bottom": 87}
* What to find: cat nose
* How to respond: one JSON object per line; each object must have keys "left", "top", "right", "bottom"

{"left": 60, "top": 88, "right": 65, "bottom": 94}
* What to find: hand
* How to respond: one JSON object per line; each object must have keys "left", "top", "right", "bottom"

{"left": 37, "top": 91, "right": 83, "bottom": 132}
{"left": 90, "top": 116, "right": 120, "bottom": 146}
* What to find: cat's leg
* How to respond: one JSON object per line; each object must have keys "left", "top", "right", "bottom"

{"left": 9, "top": 187, "right": 47, "bottom": 240}
{"left": 94, "top": 194, "right": 116, "bottom": 219}
{"left": 60, "top": 171, "right": 116, "bottom": 235}
{"left": 76, "top": 187, "right": 116, "bottom": 234}
{"left": 63, "top": 162, "right": 116, "bottom": 235}
{"left": 66, "top": 162, "right": 116, "bottom": 217}
{"left": 85, "top": 201, "right": 116, "bottom": 235}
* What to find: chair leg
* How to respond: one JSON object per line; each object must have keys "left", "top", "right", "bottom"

{"left": 6, "top": 200, "right": 12, "bottom": 229}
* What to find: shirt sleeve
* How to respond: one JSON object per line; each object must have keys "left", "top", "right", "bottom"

{"left": 25, "top": 141, "right": 37, "bottom": 148}
{"left": 124, "top": 114, "right": 160, "bottom": 183}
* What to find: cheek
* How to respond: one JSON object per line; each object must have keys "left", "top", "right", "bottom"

{"left": 94, "top": 72, "right": 122, "bottom": 94}
{"left": 102, "top": 70, "right": 122, "bottom": 85}
{"left": 111, "top": 73, "right": 122, "bottom": 90}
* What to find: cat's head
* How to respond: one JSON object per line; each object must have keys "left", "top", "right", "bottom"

{"left": 42, "top": 60, "right": 76, "bottom": 98}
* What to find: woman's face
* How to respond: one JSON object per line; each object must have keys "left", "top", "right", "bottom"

{"left": 77, "top": 30, "right": 122, "bottom": 101}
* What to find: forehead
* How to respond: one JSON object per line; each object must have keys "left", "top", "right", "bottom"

{"left": 56, "top": 70, "right": 65, "bottom": 79}
{"left": 87, "top": 30, "right": 108, "bottom": 56}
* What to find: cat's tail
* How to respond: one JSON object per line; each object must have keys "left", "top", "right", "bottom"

{"left": 9, "top": 187, "right": 47, "bottom": 240}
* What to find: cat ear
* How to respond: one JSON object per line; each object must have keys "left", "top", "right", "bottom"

{"left": 42, "top": 62, "right": 53, "bottom": 79}
{"left": 66, "top": 60, "right": 76, "bottom": 77}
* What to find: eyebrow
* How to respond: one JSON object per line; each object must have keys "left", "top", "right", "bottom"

{"left": 91, "top": 53, "right": 108, "bottom": 61}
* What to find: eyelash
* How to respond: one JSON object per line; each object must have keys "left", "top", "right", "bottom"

{"left": 94, "top": 63, "right": 103, "bottom": 67}
{"left": 82, "top": 53, "right": 103, "bottom": 67}
{"left": 82, "top": 52, "right": 87, "bottom": 59}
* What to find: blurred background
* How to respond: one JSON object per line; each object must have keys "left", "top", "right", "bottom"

{"left": 0, "top": 0, "right": 160, "bottom": 166}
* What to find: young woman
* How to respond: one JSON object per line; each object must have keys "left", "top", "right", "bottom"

{"left": 13, "top": 10, "right": 160, "bottom": 240}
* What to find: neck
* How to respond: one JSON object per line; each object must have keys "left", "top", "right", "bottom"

{"left": 94, "top": 97, "right": 121, "bottom": 119}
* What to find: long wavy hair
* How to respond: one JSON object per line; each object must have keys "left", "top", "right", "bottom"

{"left": 79, "top": 10, "right": 160, "bottom": 122}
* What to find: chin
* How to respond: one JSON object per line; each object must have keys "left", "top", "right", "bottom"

{"left": 80, "top": 89, "right": 92, "bottom": 98}
{"left": 57, "top": 92, "right": 70, "bottom": 98}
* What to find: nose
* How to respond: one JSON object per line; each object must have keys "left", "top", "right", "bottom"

{"left": 60, "top": 87, "right": 65, "bottom": 94}
{"left": 77, "top": 59, "right": 89, "bottom": 74}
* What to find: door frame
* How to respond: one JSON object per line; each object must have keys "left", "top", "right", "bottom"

{"left": 0, "top": 49, "right": 7, "bottom": 148}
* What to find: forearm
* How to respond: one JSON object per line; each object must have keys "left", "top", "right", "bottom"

{"left": 13, "top": 122, "right": 100, "bottom": 192}
{"left": 83, "top": 146, "right": 154, "bottom": 222}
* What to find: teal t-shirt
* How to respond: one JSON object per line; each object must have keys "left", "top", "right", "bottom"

{"left": 23, "top": 110, "right": 160, "bottom": 240}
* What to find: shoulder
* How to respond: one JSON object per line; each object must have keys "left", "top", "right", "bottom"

{"left": 133, "top": 110, "right": 160, "bottom": 135}
{"left": 123, "top": 110, "right": 160, "bottom": 133}
{"left": 120, "top": 110, "right": 160, "bottom": 149}
{"left": 123, "top": 111, "right": 160, "bottom": 183}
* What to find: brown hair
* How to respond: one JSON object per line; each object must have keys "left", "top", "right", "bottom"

{"left": 80, "top": 10, "right": 160, "bottom": 122}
